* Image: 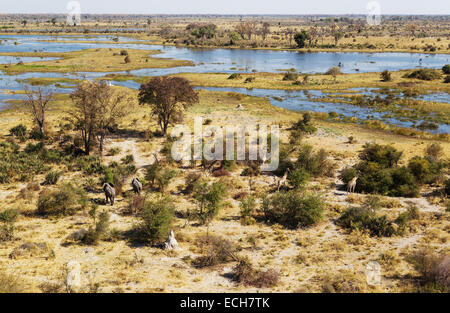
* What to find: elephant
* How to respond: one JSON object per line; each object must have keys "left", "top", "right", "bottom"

{"left": 131, "top": 178, "right": 142, "bottom": 195}
{"left": 102, "top": 183, "right": 115, "bottom": 206}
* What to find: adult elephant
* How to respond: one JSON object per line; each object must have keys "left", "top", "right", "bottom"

{"left": 103, "top": 183, "right": 115, "bottom": 206}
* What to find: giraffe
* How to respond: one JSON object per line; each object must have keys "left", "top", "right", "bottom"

{"left": 277, "top": 170, "right": 289, "bottom": 191}
{"left": 347, "top": 176, "right": 358, "bottom": 193}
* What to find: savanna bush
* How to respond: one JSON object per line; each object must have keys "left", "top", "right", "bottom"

{"left": 37, "top": 183, "right": 88, "bottom": 216}
{"left": 262, "top": 191, "right": 323, "bottom": 229}
{"left": 239, "top": 195, "right": 256, "bottom": 224}
{"left": 0, "top": 209, "right": 19, "bottom": 241}
{"left": 231, "top": 256, "right": 279, "bottom": 288}
{"left": 405, "top": 69, "right": 441, "bottom": 81}
{"left": 9, "top": 124, "right": 27, "bottom": 141}
{"left": 134, "top": 197, "right": 174, "bottom": 244}
{"left": 43, "top": 171, "right": 61, "bottom": 185}
{"left": 337, "top": 206, "right": 395, "bottom": 237}
{"left": 193, "top": 235, "right": 238, "bottom": 268}
{"left": 407, "top": 248, "right": 449, "bottom": 292}
{"left": 288, "top": 168, "right": 310, "bottom": 190}
{"left": 193, "top": 179, "right": 228, "bottom": 225}
{"left": 296, "top": 144, "right": 336, "bottom": 177}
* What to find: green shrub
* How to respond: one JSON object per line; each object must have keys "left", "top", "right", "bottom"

{"left": 239, "top": 195, "right": 256, "bottom": 223}
{"left": 444, "top": 179, "right": 450, "bottom": 196}
{"left": 9, "top": 125, "right": 27, "bottom": 141}
{"left": 337, "top": 207, "right": 395, "bottom": 237}
{"left": 107, "top": 147, "right": 121, "bottom": 156}
{"left": 405, "top": 69, "right": 441, "bottom": 81}
{"left": 37, "top": 183, "right": 88, "bottom": 216}
{"left": 228, "top": 73, "right": 242, "bottom": 80}
{"left": 380, "top": 70, "right": 392, "bottom": 82}
{"left": 155, "top": 168, "right": 177, "bottom": 194}
{"left": 24, "top": 142, "right": 44, "bottom": 154}
{"left": 74, "top": 155, "right": 104, "bottom": 175}
{"left": 395, "top": 205, "right": 419, "bottom": 234}
{"left": 193, "top": 180, "right": 228, "bottom": 225}
{"left": 262, "top": 191, "right": 323, "bottom": 229}
{"left": 282, "top": 72, "right": 299, "bottom": 81}
{"left": 355, "top": 162, "right": 419, "bottom": 197}
{"left": 444, "top": 75, "right": 450, "bottom": 83}
{"left": 43, "top": 171, "right": 61, "bottom": 185}
{"left": 288, "top": 168, "right": 310, "bottom": 190}
{"left": 29, "top": 128, "right": 45, "bottom": 140}
{"left": 121, "top": 154, "right": 134, "bottom": 165}
{"left": 291, "top": 112, "right": 317, "bottom": 134}
{"left": 296, "top": 144, "right": 335, "bottom": 177}
{"left": 442, "top": 64, "right": 450, "bottom": 74}
{"left": 359, "top": 143, "right": 402, "bottom": 168}
{"left": 83, "top": 207, "right": 110, "bottom": 245}
{"left": 134, "top": 197, "right": 174, "bottom": 244}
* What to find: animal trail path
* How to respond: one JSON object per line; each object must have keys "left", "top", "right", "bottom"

{"left": 106, "top": 138, "right": 157, "bottom": 171}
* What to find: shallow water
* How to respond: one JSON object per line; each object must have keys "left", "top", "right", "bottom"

{"left": 0, "top": 34, "right": 449, "bottom": 133}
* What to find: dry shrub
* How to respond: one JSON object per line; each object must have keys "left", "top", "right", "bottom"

{"left": 408, "top": 248, "right": 449, "bottom": 292}
{"left": 183, "top": 172, "right": 201, "bottom": 194}
{"left": 346, "top": 193, "right": 362, "bottom": 204}
{"left": 0, "top": 270, "right": 24, "bottom": 293}
{"left": 192, "top": 235, "right": 238, "bottom": 268}
{"left": 128, "top": 194, "right": 145, "bottom": 215}
{"left": 321, "top": 270, "right": 368, "bottom": 293}
{"left": 212, "top": 168, "right": 230, "bottom": 177}
{"left": 231, "top": 256, "right": 279, "bottom": 288}
{"left": 9, "top": 242, "right": 53, "bottom": 259}
{"left": 19, "top": 181, "right": 40, "bottom": 200}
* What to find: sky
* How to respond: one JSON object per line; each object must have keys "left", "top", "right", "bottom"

{"left": 1, "top": 0, "right": 449, "bottom": 15}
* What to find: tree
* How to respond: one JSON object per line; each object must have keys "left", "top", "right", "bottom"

{"left": 330, "top": 24, "right": 343, "bottom": 46}
{"left": 308, "top": 26, "right": 319, "bottom": 46}
{"left": 380, "top": 70, "right": 392, "bottom": 82}
{"left": 285, "top": 28, "right": 296, "bottom": 45}
{"left": 68, "top": 81, "right": 130, "bottom": 155}
{"left": 21, "top": 20, "right": 27, "bottom": 27}
{"left": 294, "top": 31, "right": 309, "bottom": 48}
{"left": 51, "top": 18, "right": 57, "bottom": 26}
{"left": 23, "top": 87, "right": 53, "bottom": 137}
{"left": 261, "top": 22, "right": 271, "bottom": 40}
{"left": 138, "top": 77, "right": 199, "bottom": 136}
{"left": 235, "top": 21, "right": 257, "bottom": 40}
{"left": 93, "top": 81, "right": 131, "bottom": 156}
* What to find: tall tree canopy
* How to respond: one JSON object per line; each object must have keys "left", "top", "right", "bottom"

{"left": 138, "top": 77, "right": 199, "bottom": 136}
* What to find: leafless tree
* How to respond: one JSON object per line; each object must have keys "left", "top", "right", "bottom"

{"left": 23, "top": 86, "right": 53, "bottom": 137}
{"left": 68, "top": 81, "right": 131, "bottom": 155}
{"left": 261, "top": 22, "right": 271, "bottom": 40}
